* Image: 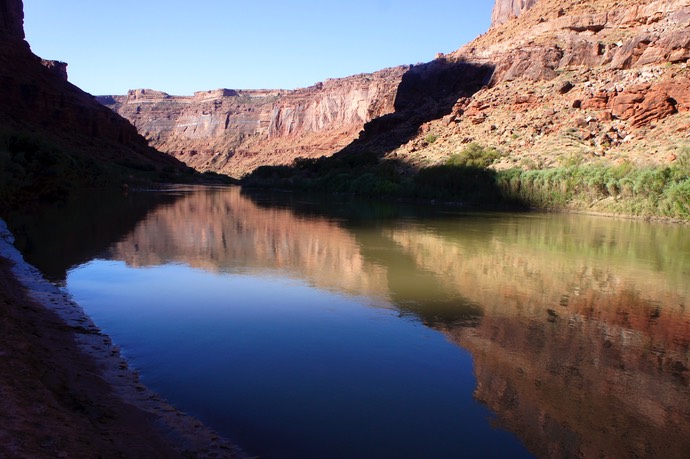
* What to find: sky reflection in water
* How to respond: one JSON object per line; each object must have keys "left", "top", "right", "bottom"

{"left": 67, "top": 259, "right": 531, "bottom": 459}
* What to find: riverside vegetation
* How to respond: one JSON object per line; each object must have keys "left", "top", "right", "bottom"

{"left": 243, "top": 143, "right": 690, "bottom": 220}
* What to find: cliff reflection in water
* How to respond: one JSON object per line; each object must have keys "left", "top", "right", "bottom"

{"left": 108, "top": 187, "right": 391, "bottom": 300}
{"left": 90, "top": 187, "right": 690, "bottom": 457}
{"left": 385, "top": 217, "right": 690, "bottom": 458}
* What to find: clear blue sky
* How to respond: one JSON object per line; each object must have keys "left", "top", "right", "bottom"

{"left": 23, "top": 1, "right": 493, "bottom": 96}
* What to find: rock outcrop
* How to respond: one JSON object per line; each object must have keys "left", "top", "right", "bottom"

{"left": 395, "top": 0, "right": 690, "bottom": 170}
{"left": 491, "top": 0, "right": 539, "bottom": 26}
{"left": 0, "top": 0, "right": 24, "bottom": 41}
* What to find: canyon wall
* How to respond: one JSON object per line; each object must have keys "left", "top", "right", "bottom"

{"left": 99, "top": 67, "right": 407, "bottom": 178}
{"left": 100, "top": 0, "right": 690, "bottom": 178}
{"left": 396, "top": 0, "right": 690, "bottom": 170}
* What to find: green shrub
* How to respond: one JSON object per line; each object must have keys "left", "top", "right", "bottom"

{"left": 425, "top": 133, "right": 438, "bottom": 144}
{"left": 494, "top": 162, "right": 690, "bottom": 219}
{"left": 447, "top": 143, "right": 503, "bottom": 168}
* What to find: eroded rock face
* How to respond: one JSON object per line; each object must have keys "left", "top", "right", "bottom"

{"left": 100, "top": 67, "right": 407, "bottom": 177}
{"left": 41, "top": 59, "right": 68, "bottom": 81}
{"left": 491, "top": 0, "right": 539, "bottom": 26}
{"left": 404, "top": 0, "right": 690, "bottom": 169}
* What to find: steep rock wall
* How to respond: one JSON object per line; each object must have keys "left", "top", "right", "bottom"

{"left": 100, "top": 0, "right": 690, "bottom": 177}
{"left": 491, "top": 0, "right": 539, "bottom": 26}
{"left": 100, "top": 67, "right": 407, "bottom": 178}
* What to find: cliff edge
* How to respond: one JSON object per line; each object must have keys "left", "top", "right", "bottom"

{"left": 99, "top": 67, "right": 408, "bottom": 178}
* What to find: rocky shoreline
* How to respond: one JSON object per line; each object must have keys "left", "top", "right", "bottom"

{"left": 0, "top": 219, "right": 245, "bottom": 458}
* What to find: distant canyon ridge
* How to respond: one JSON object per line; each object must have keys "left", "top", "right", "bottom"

{"left": 98, "top": 0, "right": 690, "bottom": 178}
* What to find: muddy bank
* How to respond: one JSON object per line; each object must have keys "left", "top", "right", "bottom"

{"left": 0, "top": 219, "right": 245, "bottom": 458}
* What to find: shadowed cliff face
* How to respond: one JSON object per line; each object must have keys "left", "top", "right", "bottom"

{"left": 0, "top": 0, "right": 188, "bottom": 185}
{"left": 337, "top": 59, "right": 494, "bottom": 158}
{"left": 0, "top": 0, "right": 24, "bottom": 41}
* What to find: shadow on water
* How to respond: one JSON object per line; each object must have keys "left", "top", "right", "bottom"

{"left": 5, "top": 189, "right": 183, "bottom": 283}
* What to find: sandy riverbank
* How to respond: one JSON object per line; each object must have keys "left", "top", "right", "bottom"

{"left": 0, "top": 220, "right": 246, "bottom": 458}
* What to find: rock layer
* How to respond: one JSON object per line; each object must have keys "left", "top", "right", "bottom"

{"left": 398, "top": 0, "right": 690, "bottom": 170}
{"left": 0, "top": 0, "right": 24, "bottom": 41}
{"left": 99, "top": 67, "right": 407, "bottom": 178}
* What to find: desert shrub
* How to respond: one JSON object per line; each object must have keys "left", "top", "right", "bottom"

{"left": 446, "top": 143, "right": 502, "bottom": 168}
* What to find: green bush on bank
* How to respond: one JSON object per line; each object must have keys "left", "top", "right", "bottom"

{"left": 495, "top": 153, "right": 690, "bottom": 219}
{"left": 446, "top": 143, "right": 503, "bottom": 168}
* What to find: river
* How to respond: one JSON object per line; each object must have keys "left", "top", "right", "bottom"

{"left": 7, "top": 185, "right": 690, "bottom": 458}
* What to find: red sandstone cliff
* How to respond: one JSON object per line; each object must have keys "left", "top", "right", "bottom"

{"left": 406, "top": 0, "right": 690, "bottom": 169}
{"left": 0, "top": 0, "right": 24, "bottom": 41}
{"left": 99, "top": 67, "right": 407, "bottom": 178}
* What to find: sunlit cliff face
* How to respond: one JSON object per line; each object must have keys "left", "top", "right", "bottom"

{"left": 101, "top": 67, "right": 407, "bottom": 178}
{"left": 491, "top": 0, "right": 539, "bottom": 26}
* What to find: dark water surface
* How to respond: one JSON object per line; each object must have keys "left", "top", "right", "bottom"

{"left": 9, "top": 186, "right": 690, "bottom": 458}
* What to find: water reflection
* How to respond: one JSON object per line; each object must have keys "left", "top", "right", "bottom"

{"left": 10, "top": 186, "right": 690, "bottom": 458}
{"left": 383, "top": 217, "right": 690, "bottom": 458}
{"left": 6, "top": 189, "right": 181, "bottom": 283}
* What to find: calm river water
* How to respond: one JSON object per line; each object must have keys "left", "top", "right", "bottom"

{"left": 8, "top": 185, "right": 690, "bottom": 458}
